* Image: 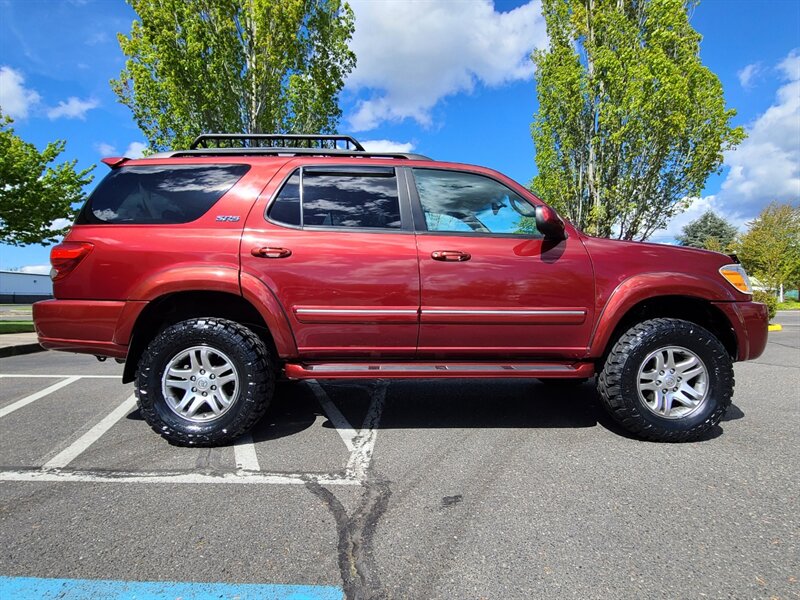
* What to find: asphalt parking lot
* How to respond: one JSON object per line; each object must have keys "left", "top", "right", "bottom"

{"left": 0, "top": 312, "right": 798, "bottom": 599}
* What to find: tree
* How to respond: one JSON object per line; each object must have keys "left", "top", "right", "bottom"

{"left": 531, "top": 0, "right": 744, "bottom": 240}
{"left": 676, "top": 210, "right": 738, "bottom": 251}
{"left": 112, "top": 0, "right": 356, "bottom": 152}
{"left": 736, "top": 203, "right": 800, "bottom": 302}
{"left": 0, "top": 112, "right": 94, "bottom": 246}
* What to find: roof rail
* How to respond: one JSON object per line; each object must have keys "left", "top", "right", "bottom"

{"left": 165, "top": 147, "right": 431, "bottom": 161}
{"left": 190, "top": 133, "right": 366, "bottom": 151}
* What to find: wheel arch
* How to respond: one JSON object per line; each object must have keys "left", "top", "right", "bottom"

{"left": 121, "top": 290, "right": 294, "bottom": 383}
{"left": 590, "top": 294, "right": 738, "bottom": 363}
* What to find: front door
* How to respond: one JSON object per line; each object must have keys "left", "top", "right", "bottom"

{"left": 409, "top": 167, "right": 595, "bottom": 360}
{"left": 242, "top": 162, "right": 419, "bottom": 358}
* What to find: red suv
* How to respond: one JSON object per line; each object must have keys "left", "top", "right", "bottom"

{"left": 33, "top": 134, "right": 768, "bottom": 445}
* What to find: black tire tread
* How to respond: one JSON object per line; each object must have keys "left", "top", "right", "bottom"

{"left": 135, "top": 318, "right": 273, "bottom": 446}
{"left": 597, "top": 318, "right": 734, "bottom": 442}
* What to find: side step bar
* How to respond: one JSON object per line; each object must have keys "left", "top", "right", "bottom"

{"left": 284, "top": 361, "right": 595, "bottom": 380}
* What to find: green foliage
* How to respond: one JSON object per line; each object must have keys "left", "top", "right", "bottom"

{"left": 752, "top": 290, "right": 777, "bottom": 321}
{"left": 736, "top": 203, "right": 800, "bottom": 294}
{"left": 0, "top": 321, "right": 35, "bottom": 335}
{"left": 677, "top": 210, "right": 738, "bottom": 250}
{"left": 0, "top": 113, "right": 94, "bottom": 246}
{"left": 112, "top": 0, "right": 356, "bottom": 152}
{"left": 531, "top": 0, "right": 744, "bottom": 240}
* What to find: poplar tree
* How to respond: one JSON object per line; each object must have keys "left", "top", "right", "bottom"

{"left": 112, "top": 0, "right": 356, "bottom": 152}
{"left": 531, "top": 0, "right": 744, "bottom": 240}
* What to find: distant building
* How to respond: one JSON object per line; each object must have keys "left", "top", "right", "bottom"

{"left": 0, "top": 271, "right": 53, "bottom": 303}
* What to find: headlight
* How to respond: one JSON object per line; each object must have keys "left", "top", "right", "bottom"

{"left": 719, "top": 264, "right": 753, "bottom": 295}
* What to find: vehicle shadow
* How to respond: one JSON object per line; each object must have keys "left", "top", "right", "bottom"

{"left": 281, "top": 379, "right": 742, "bottom": 443}
{"left": 130, "top": 379, "right": 743, "bottom": 443}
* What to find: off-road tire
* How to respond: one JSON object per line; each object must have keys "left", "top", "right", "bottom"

{"left": 135, "top": 318, "right": 274, "bottom": 446}
{"left": 598, "top": 318, "right": 734, "bottom": 442}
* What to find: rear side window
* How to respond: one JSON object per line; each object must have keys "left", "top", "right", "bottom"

{"left": 77, "top": 164, "right": 249, "bottom": 224}
{"left": 268, "top": 167, "right": 401, "bottom": 230}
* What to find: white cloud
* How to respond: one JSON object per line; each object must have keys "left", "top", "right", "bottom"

{"left": 95, "top": 142, "right": 117, "bottom": 156}
{"left": 124, "top": 141, "right": 147, "bottom": 158}
{"left": 0, "top": 66, "right": 41, "bottom": 119}
{"left": 360, "top": 139, "right": 415, "bottom": 153}
{"left": 649, "top": 195, "right": 749, "bottom": 244}
{"left": 19, "top": 265, "right": 51, "bottom": 275}
{"left": 49, "top": 218, "right": 72, "bottom": 231}
{"left": 737, "top": 62, "right": 762, "bottom": 89}
{"left": 656, "top": 49, "right": 800, "bottom": 243}
{"left": 346, "top": 0, "right": 546, "bottom": 131}
{"left": 46, "top": 96, "right": 99, "bottom": 120}
{"left": 719, "top": 50, "right": 800, "bottom": 212}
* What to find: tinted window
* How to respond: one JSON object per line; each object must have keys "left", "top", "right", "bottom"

{"left": 302, "top": 170, "right": 401, "bottom": 229}
{"left": 413, "top": 169, "right": 539, "bottom": 236}
{"left": 77, "top": 164, "right": 249, "bottom": 224}
{"left": 268, "top": 171, "right": 301, "bottom": 227}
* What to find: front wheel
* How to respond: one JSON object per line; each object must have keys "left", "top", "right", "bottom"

{"left": 597, "top": 318, "right": 734, "bottom": 442}
{"left": 135, "top": 318, "right": 274, "bottom": 446}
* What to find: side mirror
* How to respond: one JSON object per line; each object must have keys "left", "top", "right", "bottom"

{"left": 535, "top": 205, "right": 566, "bottom": 240}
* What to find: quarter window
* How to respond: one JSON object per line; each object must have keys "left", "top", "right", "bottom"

{"left": 413, "top": 169, "right": 539, "bottom": 236}
{"left": 77, "top": 164, "right": 249, "bottom": 224}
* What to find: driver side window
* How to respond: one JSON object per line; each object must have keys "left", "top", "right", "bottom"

{"left": 412, "top": 169, "right": 540, "bottom": 236}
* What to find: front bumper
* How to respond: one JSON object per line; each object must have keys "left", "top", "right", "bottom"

{"left": 712, "top": 301, "right": 769, "bottom": 361}
{"left": 33, "top": 299, "right": 146, "bottom": 359}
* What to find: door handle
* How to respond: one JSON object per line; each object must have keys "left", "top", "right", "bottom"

{"left": 431, "top": 250, "right": 471, "bottom": 262}
{"left": 251, "top": 247, "right": 292, "bottom": 259}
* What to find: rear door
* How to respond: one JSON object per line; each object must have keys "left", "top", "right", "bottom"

{"left": 241, "top": 162, "right": 420, "bottom": 358}
{"left": 408, "top": 167, "right": 595, "bottom": 360}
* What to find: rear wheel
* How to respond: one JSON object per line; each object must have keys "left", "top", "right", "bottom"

{"left": 135, "top": 318, "right": 273, "bottom": 446}
{"left": 598, "top": 318, "right": 733, "bottom": 442}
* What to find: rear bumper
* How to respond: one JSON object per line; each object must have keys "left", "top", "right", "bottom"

{"left": 712, "top": 301, "right": 769, "bottom": 361}
{"left": 33, "top": 299, "right": 146, "bottom": 359}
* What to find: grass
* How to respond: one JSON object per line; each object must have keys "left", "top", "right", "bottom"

{"left": 0, "top": 321, "right": 35, "bottom": 334}
{"left": 777, "top": 300, "right": 800, "bottom": 311}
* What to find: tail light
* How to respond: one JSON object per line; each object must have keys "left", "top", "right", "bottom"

{"left": 50, "top": 242, "right": 93, "bottom": 281}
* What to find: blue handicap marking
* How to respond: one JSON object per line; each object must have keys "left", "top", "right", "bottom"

{"left": 0, "top": 576, "right": 344, "bottom": 599}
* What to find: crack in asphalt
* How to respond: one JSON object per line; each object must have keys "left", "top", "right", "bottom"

{"left": 306, "top": 474, "right": 391, "bottom": 599}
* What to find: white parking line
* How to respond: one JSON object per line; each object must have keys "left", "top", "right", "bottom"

{"left": 0, "top": 469, "right": 360, "bottom": 485}
{"left": 308, "top": 380, "right": 358, "bottom": 452}
{"left": 233, "top": 433, "right": 261, "bottom": 471}
{"left": 0, "top": 374, "right": 119, "bottom": 379}
{"left": 42, "top": 395, "right": 137, "bottom": 469}
{"left": 1, "top": 375, "right": 385, "bottom": 485}
{"left": 0, "top": 376, "right": 81, "bottom": 419}
{"left": 346, "top": 382, "right": 387, "bottom": 480}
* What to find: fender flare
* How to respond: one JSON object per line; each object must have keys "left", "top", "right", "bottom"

{"left": 128, "top": 266, "right": 242, "bottom": 301}
{"left": 240, "top": 271, "right": 297, "bottom": 358}
{"left": 121, "top": 266, "right": 297, "bottom": 358}
{"left": 587, "top": 272, "right": 737, "bottom": 358}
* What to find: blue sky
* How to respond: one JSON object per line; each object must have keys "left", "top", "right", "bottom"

{"left": 1, "top": 0, "right": 798, "bottom": 272}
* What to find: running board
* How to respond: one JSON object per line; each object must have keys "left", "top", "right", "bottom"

{"left": 284, "top": 361, "right": 594, "bottom": 380}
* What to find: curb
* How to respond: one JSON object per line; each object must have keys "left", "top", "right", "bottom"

{"left": 0, "top": 343, "right": 46, "bottom": 359}
{"left": 768, "top": 324, "right": 783, "bottom": 332}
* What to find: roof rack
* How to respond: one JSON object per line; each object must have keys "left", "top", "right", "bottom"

{"left": 156, "top": 133, "right": 431, "bottom": 161}
{"left": 191, "top": 133, "right": 365, "bottom": 151}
